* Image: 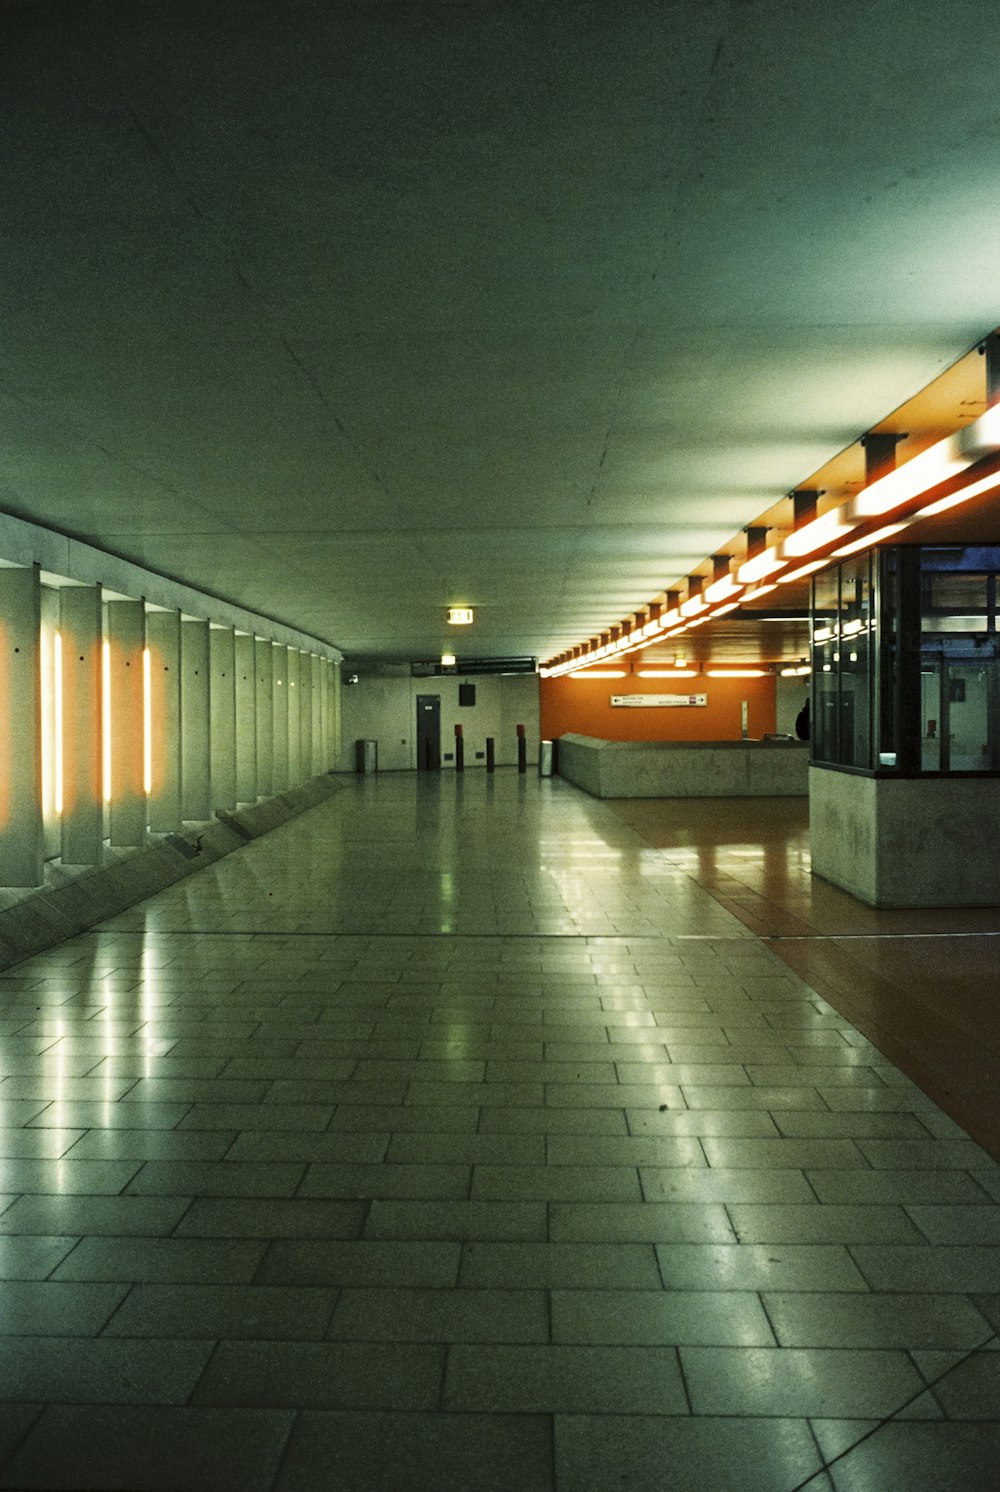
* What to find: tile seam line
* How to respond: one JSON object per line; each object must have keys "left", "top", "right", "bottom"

{"left": 786, "top": 1328, "right": 1000, "bottom": 1492}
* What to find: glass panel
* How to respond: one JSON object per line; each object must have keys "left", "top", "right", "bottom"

{"left": 812, "top": 646, "right": 840, "bottom": 764}
{"left": 929, "top": 573, "right": 988, "bottom": 611}
{"left": 947, "top": 662, "right": 990, "bottom": 771}
{"left": 840, "top": 631, "right": 871, "bottom": 768}
{"left": 920, "top": 665, "right": 941, "bottom": 771}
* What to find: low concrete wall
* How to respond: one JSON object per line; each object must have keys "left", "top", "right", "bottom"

{"left": 0, "top": 774, "right": 346, "bottom": 970}
{"left": 558, "top": 734, "right": 809, "bottom": 799}
{"left": 810, "top": 766, "right": 1000, "bottom": 907}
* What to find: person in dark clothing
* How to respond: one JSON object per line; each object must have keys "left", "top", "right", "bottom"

{"left": 794, "top": 698, "right": 810, "bottom": 741}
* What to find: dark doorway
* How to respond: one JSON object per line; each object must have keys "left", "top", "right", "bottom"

{"left": 416, "top": 694, "right": 441, "bottom": 771}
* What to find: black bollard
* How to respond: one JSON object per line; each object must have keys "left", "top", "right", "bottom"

{"left": 485, "top": 737, "right": 495, "bottom": 773}
{"left": 517, "top": 722, "right": 527, "bottom": 774}
{"left": 454, "top": 724, "right": 464, "bottom": 773}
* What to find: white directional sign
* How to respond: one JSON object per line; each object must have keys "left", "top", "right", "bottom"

{"left": 610, "top": 693, "right": 708, "bottom": 708}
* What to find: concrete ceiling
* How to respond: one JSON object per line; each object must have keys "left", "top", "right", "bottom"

{"left": 3, "top": 0, "right": 1000, "bottom": 664}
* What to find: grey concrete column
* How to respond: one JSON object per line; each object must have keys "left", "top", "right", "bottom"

{"left": 299, "top": 652, "right": 313, "bottom": 782}
{"left": 210, "top": 625, "right": 236, "bottom": 812}
{"left": 146, "top": 609, "right": 182, "bottom": 833}
{"left": 255, "top": 638, "right": 274, "bottom": 798}
{"left": 0, "top": 565, "right": 44, "bottom": 885}
{"left": 331, "top": 661, "right": 342, "bottom": 766}
{"left": 287, "top": 647, "right": 302, "bottom": 786}
{"left": 272, "top": 643, "right": 289, "bottom": 793}
{"left": 60, "top": 584, "right": 104, "bottom": 863}
{"left": 181, "top": 618, "right": 211, "bottom": 821}
{"left": 235, "top": 632, "right": 257, "bottom": 803}
{"left": 310, "top": 654, "right": 323, "bottom": 774}
{"left": 107, "top": 598, "right": 147, "bottom": 848}
{"left": 319, "top": 658, "right": 331, "bottom": 769}
{"left": 40, "top": 584, "right": 60, "bottom": 861}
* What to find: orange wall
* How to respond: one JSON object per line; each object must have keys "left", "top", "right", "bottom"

{"left": 540, "top": 674, "right": 776, "bottom": 742}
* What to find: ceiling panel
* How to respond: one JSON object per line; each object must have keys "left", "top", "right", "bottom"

{"left": 1, "top": 0, "right": 999, "bottom": 665}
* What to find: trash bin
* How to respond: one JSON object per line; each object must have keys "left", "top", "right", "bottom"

{"left": 538, "top": 739, "right": 554, "bottom": 778}
{"left": 355, "top": 739, "right": 378, "bottom": 774}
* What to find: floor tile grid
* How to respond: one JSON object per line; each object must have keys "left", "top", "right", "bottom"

{"left": 1, "top": 781, "right": 1000, "bottom": 1492}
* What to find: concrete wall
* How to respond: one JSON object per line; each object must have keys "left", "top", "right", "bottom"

{"left": 810, "top": 766, "right": 1000, "bottom": 906}
{"left": 338, "top": 668, "right": 541, "bottom": 771}
{"left": 559, "top": 734, "right": 809, "bottom": 799}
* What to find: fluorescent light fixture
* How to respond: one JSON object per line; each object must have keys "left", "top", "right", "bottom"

{"left": 572, "top": 670, "right": 626, "bottom": 679}
{"left": 703, "top": 573, "right": 741, "bottom": 604}
{"left": 780, "top": 508, "right": 856, "bottom": 558}
{"left": 680, "top": 594, "right": 708, "bottom": 617}
{"left": 673, "top": 656, "right": 688, "bottom": 667}
{"left": 711, "top": 600, "right": 741, "bottom": 616}
{"left": 915, "top": 465, "right": 1000, "bottom": 518}
{"left": 777, "top": 558, "right": 827, "bottom": 584}
{"left": 447, "top": 607, "right": 474, "bottom": 625}
{"left": 706, "top": 668, "right": 767, "bottom": 678}
{"left": 638, "top": 669, "right": 698, "bottom": 678}
{"left": 440, "top": 653, "right": 456, "bottom": 666}
{"left": 659, "top": 608, "right": 681, "bottom": 629}
{"left": 841, "top": 619, "right": 864, "bottom": 637}
{"left": 851, "top": 441, "right": 966, "bottom": 520}
{"left": 742, "top": 583, "right": 778, "bottom": 601}
{"left": 832, "top": 522, "right": 910, "bottom": 558}
{"left": 737, "top": 547, "right": 785, "bottom": 585}
{"left": 642, "top": 618, "right": 665, "bottom": 638}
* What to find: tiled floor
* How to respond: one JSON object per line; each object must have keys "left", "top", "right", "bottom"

{"left": 0, "top": 771, "right": 998, "bottom": 1489}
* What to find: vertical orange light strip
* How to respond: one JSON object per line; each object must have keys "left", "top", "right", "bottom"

{"left": 102, "top": 639, "right": 112, "bottom": 803}
{"left": 142, "top": 646, "right": 152, "bottom": 795}
{"left": 53, "top": 631, "right": 63, "bottom": 816}
{"left": 39, "top": 625, "right": 53, "bottom": 820}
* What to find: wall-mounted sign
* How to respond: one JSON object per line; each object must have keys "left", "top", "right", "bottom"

{"left": 610, "top": 693, "right": 708, "bottom": 708}
{"left": 447, "top": 607, "right": 474, "bottom": 626}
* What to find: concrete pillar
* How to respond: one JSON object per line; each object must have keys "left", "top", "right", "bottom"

{"left": 331, "top": 661, "right": 342, "bottom": 766}
{"left": 210, "top": 624, "right": 236, "bottom": 812}
{"left": 272, "top": 643, "right": 289, "bottom": 793}
{"left": 107, "top": 598, "right": 147, "bottom": 848}
{"left": 334, "top": 659, "right": 343, "bottom": 763}
{"left": 0, "top": 565, "right": 44, "bottom": 885}
{"left": 319, "top": 658, "right": 331, "bottom": 769}
{"left": 146, "top": 609, "right": 182, "bottom": 833}
{"left": 255, "top": 638, "right": 274, "bottom": 798}
{"left": 310, "top": 653, "right": 323, "bottom": 774}
{"left": 299, "top": 651, "right": 313, "bottom": 782}
{"left": 181, "top": 618, "right": 211, "bottom": 821}
{"left": 39, "top": 585, "right": 61, "bottom": 861}
{"left": 235, "top": 632, "right": 257, "bottom": 803}
{"left": 287, "top": 647, "right": 302, "bottom": 786}
{"left": 60, "top": 584, "right": 104, "bottom": 863}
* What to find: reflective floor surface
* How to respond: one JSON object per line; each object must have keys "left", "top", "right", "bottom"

{"left": 0, "top": 772, "right": 997, "bottom": 1490}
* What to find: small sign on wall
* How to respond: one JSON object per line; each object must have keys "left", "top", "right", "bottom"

{"left": 610, "top": 693, "right": 708, "bottom": 708}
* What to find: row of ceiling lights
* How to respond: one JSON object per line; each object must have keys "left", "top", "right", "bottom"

{"left": 541, "top": 373, "right": 1000, "bottom": 680}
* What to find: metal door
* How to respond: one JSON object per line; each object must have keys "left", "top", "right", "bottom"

{"left": 416, "top": 694, "right": 441, "bottom": 771}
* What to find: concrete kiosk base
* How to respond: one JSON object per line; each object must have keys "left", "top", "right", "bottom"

{"left": 809, "top": 765, "right": 1000, "bottom": 907}
{"left": 558, "top": 733, "right": 808, "bottom": 799}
